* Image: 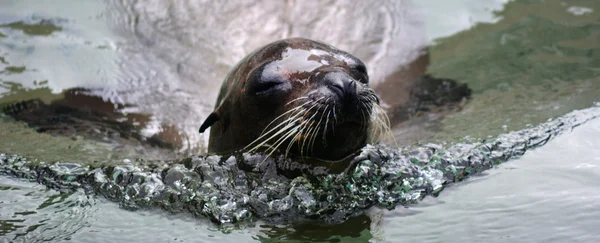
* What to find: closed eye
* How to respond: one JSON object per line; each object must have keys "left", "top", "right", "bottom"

{"left": 254, "top": 80, "right": 286, "bottom": 94}
{"left": 351, "top": 64, "right": 369, "bottom": 84}
{"left": 354, "top": 64, "right": 367, "bottom": 74}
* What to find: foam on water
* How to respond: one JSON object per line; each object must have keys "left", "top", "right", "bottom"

{"left": 2, "top": 104, "right": 598, "bottom": 227}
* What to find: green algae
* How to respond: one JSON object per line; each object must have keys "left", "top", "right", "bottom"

{"left": 0, "top": 85, "right": 62, "bottom": 107}
{"left": 0, "top": 66, "right": 26, "bottom": 74}
{"left": 425, "top": 0, "right": 600, "bottom": 143}
{"left": 0, "top": 20, "right": 63, "bottom": 36}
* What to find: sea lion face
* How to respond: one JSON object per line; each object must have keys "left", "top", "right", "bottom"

{"left": 200, "top": 38, "right": 385, "bottom": 161}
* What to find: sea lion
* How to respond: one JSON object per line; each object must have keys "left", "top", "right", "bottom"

{"left": 199, "top": 38, "right": 388, "bottom": 161}
{"left": 1, "top": 39, "right": 469, "bottom": 162}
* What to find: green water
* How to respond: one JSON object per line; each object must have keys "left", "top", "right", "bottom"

{"left": 1, "top": 0, "right": 599, "bottom": 242}
{"left": 428, "top": 0, "right": 600, "bottom": 142}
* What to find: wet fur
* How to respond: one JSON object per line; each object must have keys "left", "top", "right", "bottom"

{"left": 200, "top": 38, "right": 392, "bottom": 161}
{"left": 1, "top": 40, "right": 470, "bottom": 160}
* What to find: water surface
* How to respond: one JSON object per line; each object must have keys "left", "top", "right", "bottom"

{"left": 1, "top": 0, "right": 599, "bottom": 242}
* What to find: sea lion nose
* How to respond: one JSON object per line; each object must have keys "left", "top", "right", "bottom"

{"left": 323, "top": 72, "right": 358, "bottom": 101}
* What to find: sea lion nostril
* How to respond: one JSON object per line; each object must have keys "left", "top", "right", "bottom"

{"left": 323, "top": 72, "right": 358, "bottom": 99}
{"left": 328, "top": 82, "right": 345, "bottom": 98}
{"left": 344, "top": 79, "right": 357, "bottom": 97}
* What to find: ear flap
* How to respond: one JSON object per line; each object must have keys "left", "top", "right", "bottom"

{"left": 199, "top": 111, "right": 220, "bottom": 133}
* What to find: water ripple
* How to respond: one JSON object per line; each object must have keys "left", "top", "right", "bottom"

{"left": 1, "top": 104, "right": 598, "bottom": 227}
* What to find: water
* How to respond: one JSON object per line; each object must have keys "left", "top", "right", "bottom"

{"left": 1, "top": 0, "right": 599, "bottom": 242}
{"left": 383, "top": 117, "right": 600, "bottom": 243}
{"left": 2, "top": 115, "right": 599, "bottom": 242}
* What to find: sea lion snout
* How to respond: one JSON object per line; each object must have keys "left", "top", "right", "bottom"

{"left": 320, "top": 71, "right": 365, "bottom": 116}
{"left": 202, "top": 38, "right": 390, "bottom": 161}
{"left": 322, "top": 72, "right": 358, "bottom": 101}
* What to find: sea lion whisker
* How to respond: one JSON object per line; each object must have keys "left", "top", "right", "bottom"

{"left": 248, "top": 125, "right": 295, "bottom": 153}
{"left": 323, "top": 109, "right": 332, "bottom": 146}
{"left": 367, "top": 97, "right": 376, "bottom": 105}
{"left": 256, "top": 117, "right": 304, "bottom": 156}
{"left": 259, "top": 98, "right": 322, "bottom": 157}
{"left": 266, "top": 124, "right": 300, "bottom": 156}
{"left": 287, "top": 119, "right": 313, "bottom": 157}
{"left": 331, "top": 106, "right": 338, "bottom": 135}
{"left": 306, "top": 118, "right": 320, "bottom": 154}
{"left": 245, "top": 101, "right": 312, "bottom": 150}
{"left": 379, "top": 105, "right": 395, "bottom": 145}
{"left": 367, "top": 94, "right": 378, "bottom": 104}
{"left": 300, "top": 120, "right": 316, "bottom": 157}
{"left": 264, "top": 105, "right": 306, "bottom": 129}
{"left": 258, "top": 125, "right": 302, "bottom": 165}
{"left": 285, "top": 128, "right": 305, "bottom": 158}
{"left": 298, "top": 101, "right": 325, "bottom": 157}
{"left": 309, "top": 108, "right": 326, "bottom": 155}
{"left": 251, "top": 106, "right": 306, "bottom": 144}
{"left": 311, "top": 100, "right": 329, "bottom": 144}
{"left": 369, "top": 106, "right": 383, "bottom": 141}
{"left": 246, "top": 112, "right": 302, "bottom": 149}
{"left": 292, "top": 97, "right": 323, "bottom": 118}
{"left": 359, "top": 97, "right": 371, "bottom": 130}
{"left": 376, "top": 110, "right": 387, "bottom": 139}
{"left": 270, "top": 117, "right": 310, "bottom": 158}
{"left": 359, "top": 108, "right": 367, "bottom": 135}
{"left": 246, "top": 115, "right": 303, "bottom": 152}
{"left": 315, "top": 102, "right": 329, "bottom": 146}
{"left": 370, "top": 103, "right": 394, "bottom": 145}
{"left": 285, "top": 96, "right": 310, "bottom": 106}
{"left": 296, "top": 98, "right": 327, "bottom": 155}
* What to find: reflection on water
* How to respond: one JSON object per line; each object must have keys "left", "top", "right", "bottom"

{"left": 2, "top": 110, "right": 599, "bottom": 242}
{"left": 102, "top": 0, "right": 432, "bottom": 154}
{"left": 2, "top": 0, "right": 595, "bottom": 157}
{"left": 0, "top": 0, "right": 599, "bottom": 242}
{"left": 412, "top": 0, "right": 600, "bottom": 144}
{"left": 382, "top": 117, "right": 600, "bottom": 243}
{"left": 0, "top": 176, "right": 96, "bottom": 242}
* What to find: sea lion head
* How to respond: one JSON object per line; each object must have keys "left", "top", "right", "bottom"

{"left": 199, "top": 38, "right": 388, "bottom": 162}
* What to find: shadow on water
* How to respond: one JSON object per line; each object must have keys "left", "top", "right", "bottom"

{"left": 255, "top": 215, "right": 372, "bottom": 242}
{"left": 2, "top": 89, "right": 186, "bottom": 156}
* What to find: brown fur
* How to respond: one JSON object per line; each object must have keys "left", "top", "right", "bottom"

{"left": 200, "top": 38, "right": 380, "bottom": 161}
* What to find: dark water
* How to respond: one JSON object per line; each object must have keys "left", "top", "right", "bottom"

{"left": 1, "top": 0, "right": 599, "bottom": 242}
